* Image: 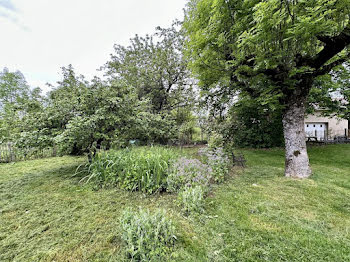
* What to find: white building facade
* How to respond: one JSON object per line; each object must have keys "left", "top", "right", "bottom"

{"left": 304, "top": 111, "right": 348, "bottom": 140}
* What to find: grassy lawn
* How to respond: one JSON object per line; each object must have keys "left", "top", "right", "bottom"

{"left": 1, "top": 145, "right": 350, "bottom": 261}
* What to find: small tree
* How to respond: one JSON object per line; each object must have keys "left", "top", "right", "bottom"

{"left": 104, "top": 22, "right": 194, "bottom": 114}
{"left": 185, "top": 0, "right": 350, "bottom": 178}
{"left": 0, "top": 68, "right": 42, "bottom": 143}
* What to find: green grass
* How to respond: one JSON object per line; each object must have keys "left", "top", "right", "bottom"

{"left": 82, "top": 146, "right": 180, "bottom": 193}
{"left": 1, "top": 145, "right": 350, "bottom": 261}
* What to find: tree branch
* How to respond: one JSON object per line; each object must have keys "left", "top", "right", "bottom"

{"left": 283, "top": 0, "right": 294, "bottom": 21}
{"left": 314, "top": 54, "right": 350, "bottom": 76}
{"left": 312, "top": 24, "right": 350, "bottom": 69}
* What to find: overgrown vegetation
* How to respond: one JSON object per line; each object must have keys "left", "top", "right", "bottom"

{"left": 1, "top": 145, "right": 350, "bottom": 261}
{"left": 166, "top": 157, "right": 212, "bottom": 193}
{"left": 80, "top": 145, "right": 231, "bottom": 198}
{"left": 177, "top": 185, "right": 205, "bottom": 216}
{"left": 80, "top": 146, "right": 179, "bottom": 193}
{"left": 199, "top": 147, "right": 231, "bottom": 183}
{"left": 120, "top": 208, "right": 177, "bottom": 261}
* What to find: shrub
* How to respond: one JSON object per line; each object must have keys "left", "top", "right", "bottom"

{"left": 219, "top": 94, "right": 284, "bottom": 148}
{"left": 208, "top": 131, "right": 224, "bottom": 149}
{"left": 120, "top": 208, "right": 177, "bottom": 261}
{"left": 198, "top": 147, "right": 231, "bottom": 183}
{"left": 178, "top": 185, "right": 205, "bottom": 215}
{"left": 166, "top": 157, "right": 212, "bottom": 193}
{"left": 81, "top": 146, "right": 179, "bottom": 193}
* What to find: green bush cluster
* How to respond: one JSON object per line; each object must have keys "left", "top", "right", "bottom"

{"left": 82, "top": 146, "right": 179, "bottom": 193}
{"left": 120, "top": 208, "right": 176, "bottom": 261}
{"left": 219, "top": 94, "right": 284, "bottom": 149}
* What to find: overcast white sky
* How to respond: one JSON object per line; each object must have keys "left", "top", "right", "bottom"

{"left": 0, "top": 0, "right": 187, "bottom": 93}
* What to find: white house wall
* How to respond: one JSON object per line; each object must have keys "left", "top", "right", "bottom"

{"left": 304, "top": 112, "right": 348, "bottom": 138}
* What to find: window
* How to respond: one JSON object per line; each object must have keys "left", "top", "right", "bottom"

{"left": 313, "top": 125, "right": 315, "bottom": 127}
{"left": 307, "top": 124, "right": 309, "bottom": 127}
{"left": 320, "top": 125, "right": 323, "bottom": 127}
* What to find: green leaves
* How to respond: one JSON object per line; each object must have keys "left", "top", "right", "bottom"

{"left": 82, "top": 147, "right": 180, "bottom": 194}
{"left": 0, "top": 68, "right": 44, "bottom": 144}
{"left": 178, "top": 185, "right": 205, "bottom": 215}
{"left": 184, "top": 0, "right": 350, "bottom": 156}
{"left": 120, "top": 208, "right": 176, "bottom": 261}
{"left": 185, "top": 0, "right": 350, "bottom": 80}
{"left": 105, "top": 22, "right": 193, "bottom": 114}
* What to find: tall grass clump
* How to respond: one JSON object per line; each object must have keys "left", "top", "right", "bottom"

{"left": 120, "top": 208, "right": 177, "bottom": 261}
{"left": 81, "top": 146, "right": 179, "bottom": 193}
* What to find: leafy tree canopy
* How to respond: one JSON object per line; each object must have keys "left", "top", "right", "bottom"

{"left": 184, "top": 0, "right": 350, "bottom": 178}
{"left": 185, "top": 0, "right": 350, "bottom": 93}
{"left": 104, "top": 21, "right": 195, "bottom": 113}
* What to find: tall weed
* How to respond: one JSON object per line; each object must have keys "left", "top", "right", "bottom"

{"left": 81, "top": 146, "right": 179, "bottom": 193}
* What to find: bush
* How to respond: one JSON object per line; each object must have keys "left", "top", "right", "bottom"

{"left": 166, "top": 157, "right": 212, "bottom": 193}
{"left": 178, "top": 186, "right": 205, "bottom": 215}
{"left": 199, "top": 147, "right": 231, "bottom": 183}
{"left": 208, "top": 131, "right": 224, "bottom": 149}
{"left": 219, "top": 94, "right": 284, "bottom": 148}
{"left": 120, "top": 208, "right": 177, "bottom": 261}
{"left": 81, "top": 146, "right": 179, "bottom": 193}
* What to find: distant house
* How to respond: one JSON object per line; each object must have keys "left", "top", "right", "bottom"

{"left": 304, "top": 111, "right": 348, "bottom": 141}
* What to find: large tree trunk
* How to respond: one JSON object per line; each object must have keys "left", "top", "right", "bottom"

{"left": 282, "top": 99, "right": 312, "bottom": 178}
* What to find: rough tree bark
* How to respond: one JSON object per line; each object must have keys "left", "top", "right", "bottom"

{"left": 282, "top": 98, "right": 312, "bottom": 178}
{"left": 279, "top": 74, "right": 314, "bottom": 178}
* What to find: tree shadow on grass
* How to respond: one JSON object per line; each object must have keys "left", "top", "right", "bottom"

{"left": 0, "top": 161, "right": 87, "bottom": 195}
